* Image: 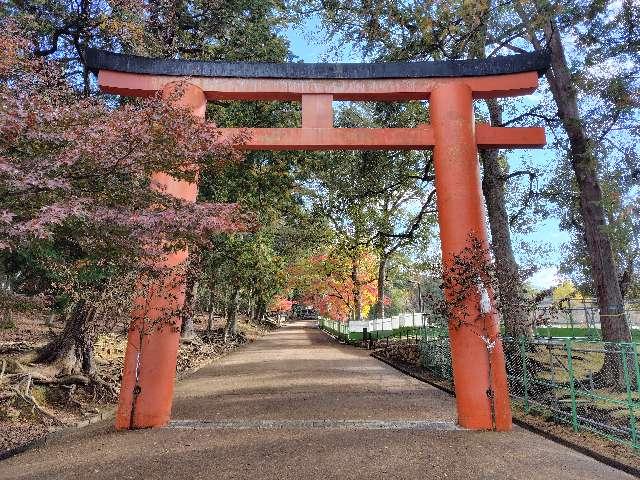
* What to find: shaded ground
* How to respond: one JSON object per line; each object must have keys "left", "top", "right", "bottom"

{"left": 0, "top": 320, "right": 634, "bottom": 479}
{"left": 0, "top": 312, "right": 271, "bottom": 452}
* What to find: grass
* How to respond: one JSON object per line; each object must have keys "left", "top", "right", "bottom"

{"left": 322, "top": 322, "right": 640, "bottom": 344}
{"left": 533, "top": 326, "right": 640, "bottom": 342}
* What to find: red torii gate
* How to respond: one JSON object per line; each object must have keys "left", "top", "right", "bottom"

{"left": 87, "top": 49, "right": 548, "bottom": 432}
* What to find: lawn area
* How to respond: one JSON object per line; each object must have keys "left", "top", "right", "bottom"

{"left": 321, "top": 322, "right": 640, "bottom": 343}
{"left": 534, "top": 326, "right": 640, "bottom": 342}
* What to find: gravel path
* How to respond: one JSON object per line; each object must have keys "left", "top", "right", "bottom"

{"left": 0, "top": 320, "right": 634, "bottom": 479}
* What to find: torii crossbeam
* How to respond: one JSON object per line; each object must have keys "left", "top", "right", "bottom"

{"left": 87, "top": 48, "right": 549, "bottom": 433}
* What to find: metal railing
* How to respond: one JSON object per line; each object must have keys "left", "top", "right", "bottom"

{"left": 319, "top": 302, "right": 640, "bottom": 343}
{"left": 317, "top": 317, "right": 350, "bottom": 341}
{"left": 419, "top": 335, "right": 640, "bottom": 451}
{"left": 531, "top": 298, "right": 640, "bottom": 340}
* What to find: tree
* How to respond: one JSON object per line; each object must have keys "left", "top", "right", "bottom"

{"left": 0, "top": 27, "right": 243, "bottom": 375}
{"left": 466, "top": 2, "right": 535, "bottom": 338}
{"left": 301, "top": 1, "right": 640, "bottom": 359}
{"left": 558, "top": 175, "right": 640, "bottom": 300}
{"left": 298, "top": 102, "right": 437, "bottom": 320}
{"left": 5, "top": 0, "right": 298, "bottom": 351}
{"left": 4, "top": 0, "right": 146, "bottom": 93}
{"left": 185, "top": 1, "right": 303, "bottom": 339}
{"left": 289, "top": 248, "right": 380, "bottom": 321}
{"left": 508, "top": 0, "right": 638, "bottom": 385}
{"left": 552, "top": 280, "right": 583, "bottom": 303}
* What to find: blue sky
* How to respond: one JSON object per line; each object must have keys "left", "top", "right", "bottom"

{"left": 282, "top": 19, "right": 568, "bottom": 289}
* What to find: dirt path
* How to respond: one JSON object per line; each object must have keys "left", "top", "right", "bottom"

{"left": 0, "top": 320, "right": 634, "bottom": 479}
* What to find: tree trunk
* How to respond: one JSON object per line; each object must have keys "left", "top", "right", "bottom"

{"left": 253, "top": 298, "right": 267, "bottom": 324}
{"left": 375, "top": 255, "right": 387, "bottom": 319}
{"left": 206, "top": 288, "right": 215, "bottom": 333}
{"left": 351, "top": 261, "right": 362, "bottom": 322}
{"left": 37, "top": 300, "right": 96, "bottom": 375}
{"left": 224, "top": 288, "right": 239, "bottom": 343}
{"left": 531, "top": 15, "right": 631, "bottom": 386}
{"left": 180, "top": 276, "right": 198, "bottom": 340}
{"left": 248, "top": 293, "right": 254, "bottom": 321}
{"left": 481, "top": 99, "right": 531, "bottom": 339}
{"left": 463, "top": 7, "right": 531, "bottom": 339}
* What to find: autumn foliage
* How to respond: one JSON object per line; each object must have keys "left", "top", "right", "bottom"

{"left": 268, "top": 295, "right": 293, "bottom": 313}
{"left": 1, "top": 32, "right": 245, "bottom": 250}
{"left": 0, "top": 26, "right": 247, "bottom": 313}
{"left": 288, "top": 249, "right": 386, "bottom": 321}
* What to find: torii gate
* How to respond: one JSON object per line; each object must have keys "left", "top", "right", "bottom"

{"left": 87, "top": 48, "right": 548, "bottom": 432}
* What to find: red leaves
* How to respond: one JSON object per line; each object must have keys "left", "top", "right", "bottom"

{"left": 269, "top": 296, "right": 293, "bottom": 313}
{"left": 288, "top": 250, "right": 380, "bottom": 321}
{"left": 0, "top": 30, "right": 247, "bottom": 255}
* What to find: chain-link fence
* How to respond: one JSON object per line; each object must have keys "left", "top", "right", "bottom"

{"left": 531, "top": 298, "right": 640, "bottom": 341}
{"left": 419, "top": 335, "right": 640, "bottom": 451}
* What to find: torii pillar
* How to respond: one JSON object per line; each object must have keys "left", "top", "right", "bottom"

{"left": 431, "top": 83, "right": 511, "bottom": 430}
{"left": 114, "top": 83, "right": 206, "bottom": 430}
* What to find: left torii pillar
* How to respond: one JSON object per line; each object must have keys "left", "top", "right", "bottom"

{"left": 115, "top": 82, "right": 206, "bottom": 430}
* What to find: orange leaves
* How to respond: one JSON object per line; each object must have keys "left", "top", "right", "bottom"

{"left": 269, "top": 296, "right": 293, "bottom": 313}
{"left": 288, "top": 248, "right": 380, "bottom": 321}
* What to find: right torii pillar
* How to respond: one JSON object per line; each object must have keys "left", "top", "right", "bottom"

{"left": 431, "top": 83, "right": 512, "bottom": 431}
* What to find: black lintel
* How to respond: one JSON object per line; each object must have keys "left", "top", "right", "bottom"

{"left": 85, "top": 48, "right": 550, "bottom": 80}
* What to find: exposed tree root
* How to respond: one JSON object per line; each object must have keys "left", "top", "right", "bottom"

{"left": 180, "top": 334, "right": 204, "bottom": 346}
{"left": 88, "top": 374, "right": 118, "bottom": 401}
{"left": 7, "top": 374, "right": 63, "bottom": 425}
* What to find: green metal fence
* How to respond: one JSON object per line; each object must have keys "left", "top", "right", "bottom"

{"left": 419, "top": 335, "right": 640, "bottom": 451}
{"left": 318, "top": 317, "right": 350, "bottom": 341}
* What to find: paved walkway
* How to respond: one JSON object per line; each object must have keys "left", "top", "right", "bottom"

{"left": 0, "top": 320, "right": 633, "bottom": 479}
